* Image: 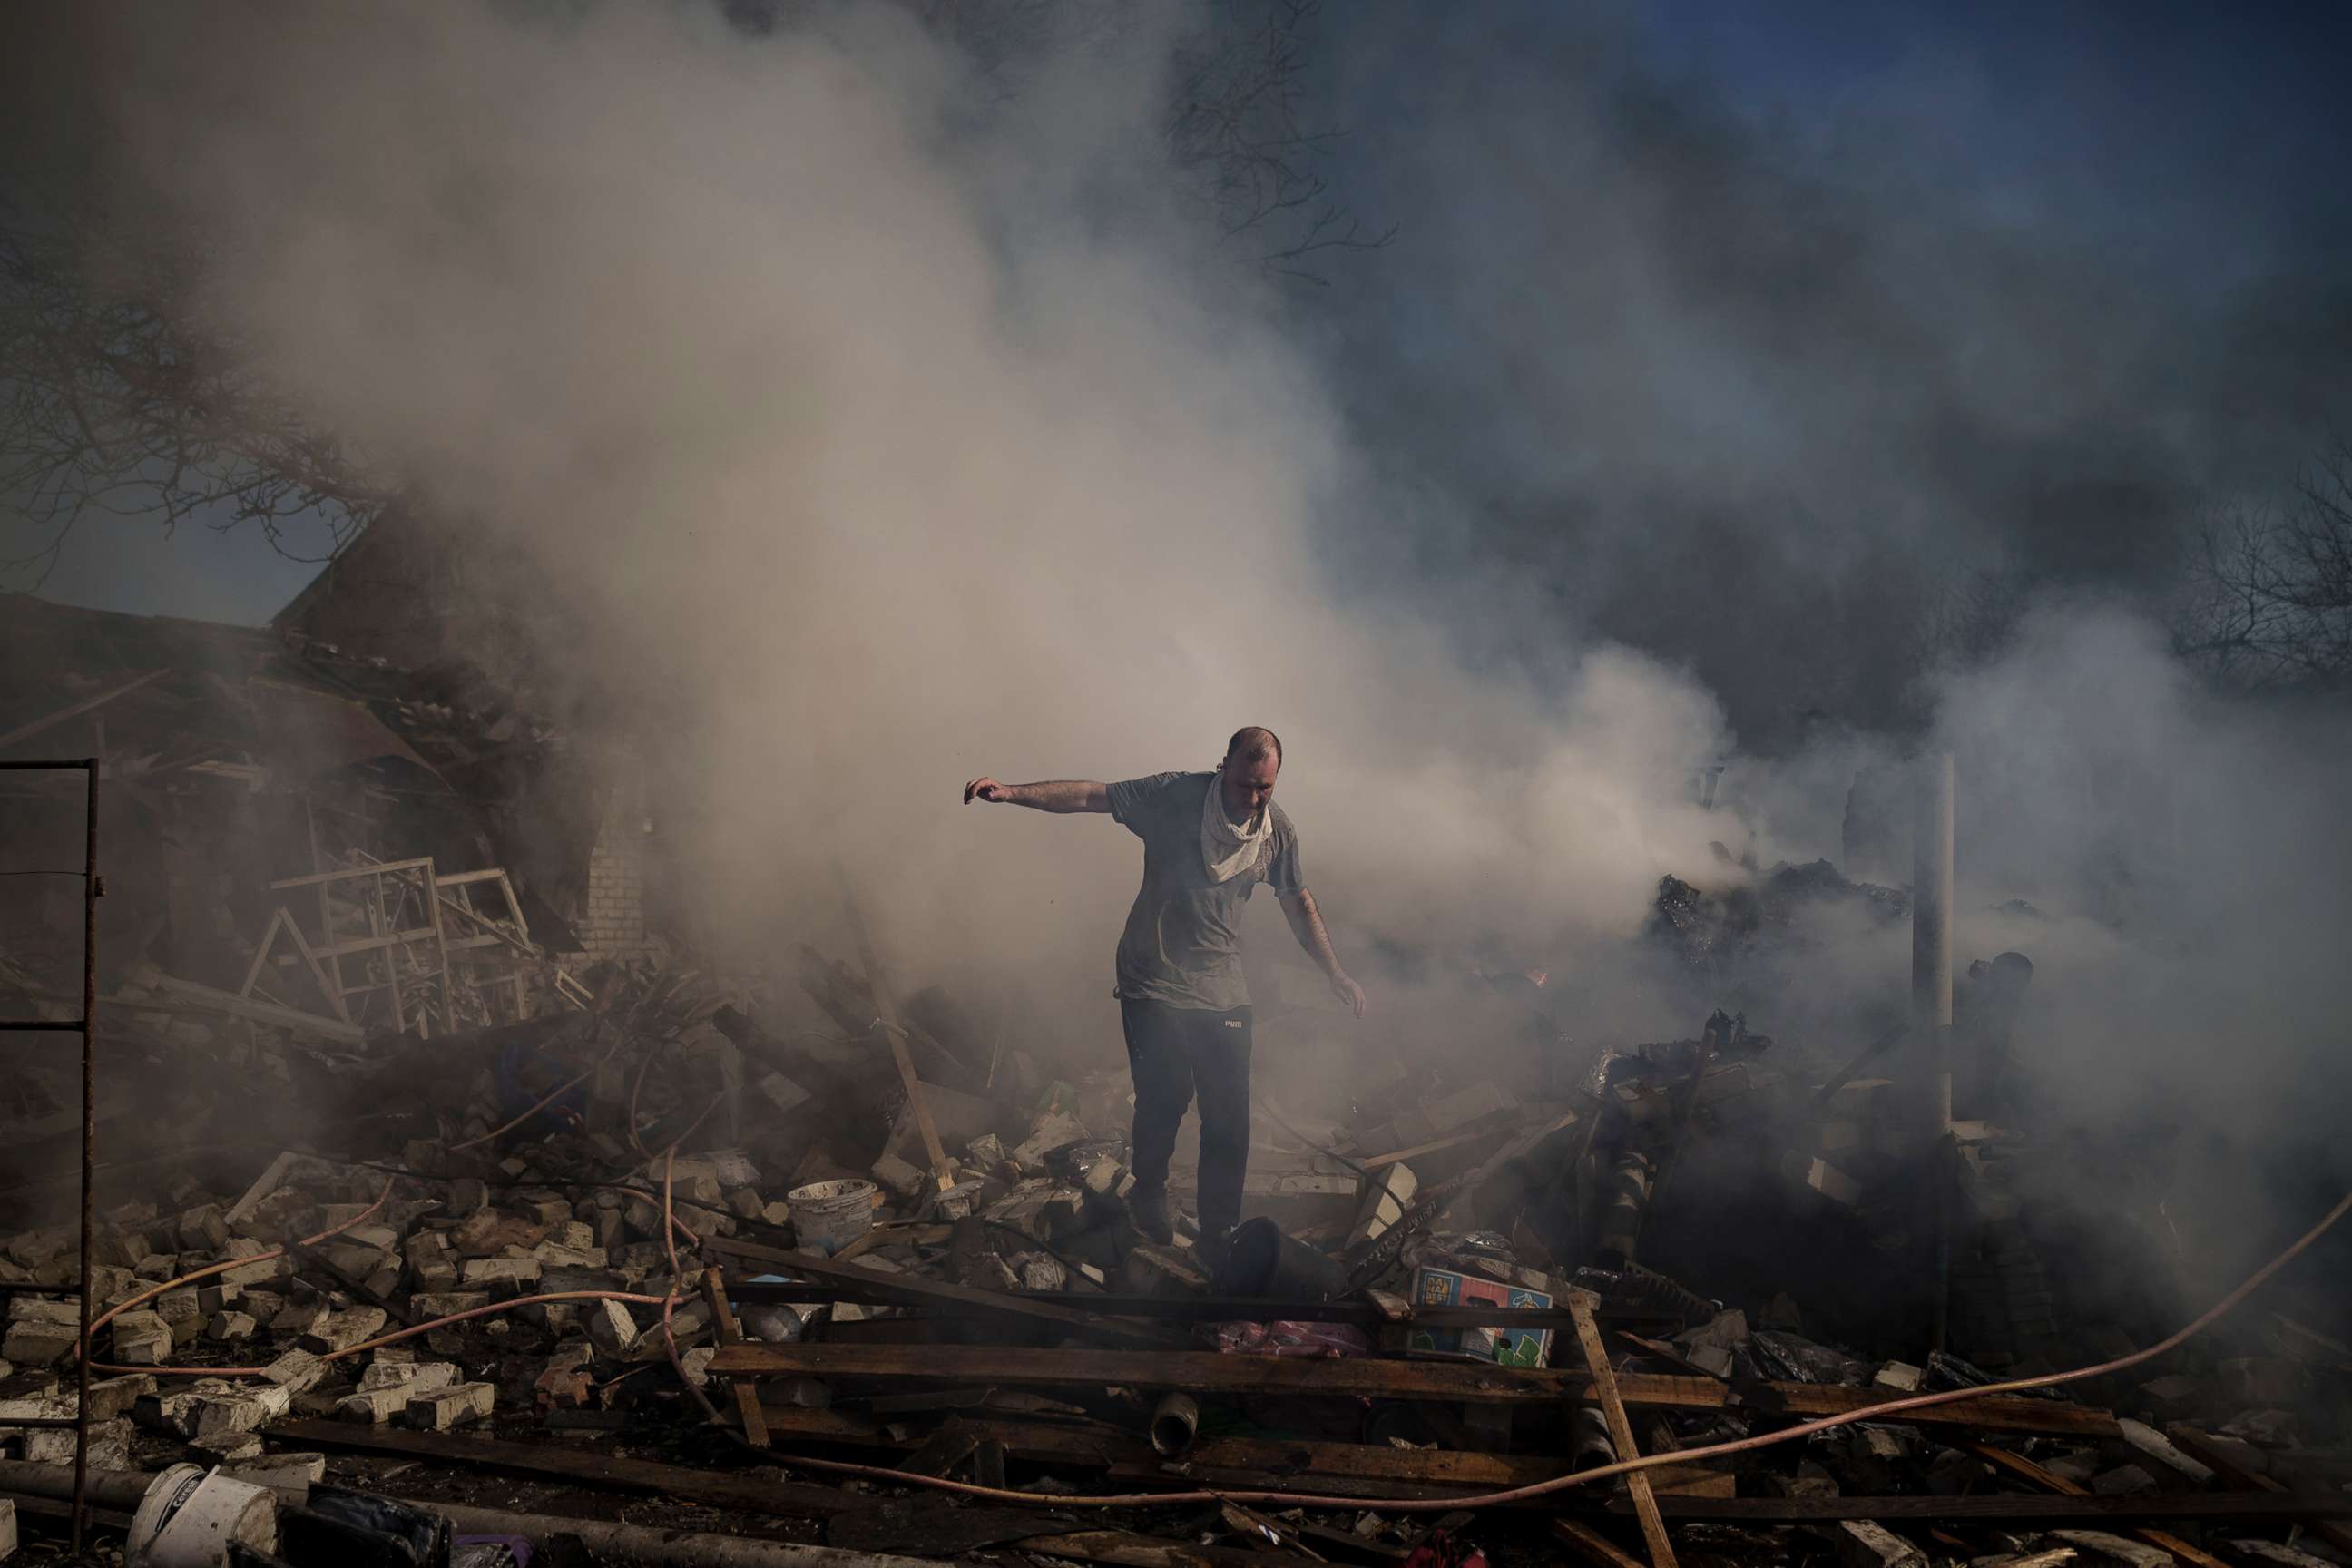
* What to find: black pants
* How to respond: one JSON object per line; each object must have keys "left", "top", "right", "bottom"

{"left": 1121, "top": 999, "right": 1252, "bottom": 1236}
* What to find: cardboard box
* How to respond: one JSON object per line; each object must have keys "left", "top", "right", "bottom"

{"left": 1406, "top": 1267, "right": 1553, "bottom": 1368}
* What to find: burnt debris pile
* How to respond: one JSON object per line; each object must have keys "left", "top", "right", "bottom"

{"left": 2, "top": 602, "right": 2348, "bottom": 1564}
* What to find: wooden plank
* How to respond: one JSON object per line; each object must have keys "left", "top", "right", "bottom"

{"left": 711, "top": 1239, "right": 1181, "bottom": 1351}
{"left": 836, "top": 873, "right": 954, "bottom": 1191}
{"left": 1358, "top": 1129, "right": 1502, "bottom": 1170}
{"left": 700, "top": 1267, "right": 770, "bottom": 1447}
{"left": 710, "top": 1339, "right": 2119, "bottom": 1434}
{"left": 730, "top": 1281, "right": 1600, "bottom": 1333}
{"left": 263, "top": 1418, "right": 858, "bottom": 1517}
{"left": 1629, "top": 1494, "right": 2347, "bottom": 1524}
{"left": 1963, "top": 1440, "right": 2234, "bottom": 1568}
{"left": 1554, "top": 1519, "right": 1649, "bottom": 1568}
{"left": 141, "top": 969, "right": 364, "bottom": 1044}
{"left": 829, "top": 1502, "right": 1059, "bottom": 1555}
{"left": 240, "top": 907, "right": 291, "bottom": 1000}
{"left": 752, "top": 1404, "right": 1580, "bottom": 1494}
{"left": 279, "top": 908, "right": 354, "bottom": 1024}
{"left": 269, "top": 857, "right": 436, "bottom": 890}
{"left": 2170, "top": 1425, "right": 2352, "bottom": 1559}
{"left": 312, "top": 926, "right": 440, "bottom": 961}
{"left": 1017, "top": 1532, "right": 1319, "bottom": 1568}
{"left": 0, "top": 668, "right": 169, "bottom": 750}
{"left": 1569, "top": 1291, "right": 1677, "bottom": 1568}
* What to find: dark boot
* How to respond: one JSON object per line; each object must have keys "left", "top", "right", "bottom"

{"left": 1129, "top": 1184, "right": 1174, "bottom": 1245}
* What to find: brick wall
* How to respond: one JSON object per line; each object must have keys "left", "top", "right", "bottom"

{"left": 568, "top": 755, "right": 654, "bottom": 963}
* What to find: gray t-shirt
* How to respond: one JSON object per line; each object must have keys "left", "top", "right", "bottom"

{"left": 1107, "top": 771, "right": 1304, "bottom": 1012}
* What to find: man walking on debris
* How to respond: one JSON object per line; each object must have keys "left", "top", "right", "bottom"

{"left": 963, "top": 726, "right": 1367, "bottom": 1259}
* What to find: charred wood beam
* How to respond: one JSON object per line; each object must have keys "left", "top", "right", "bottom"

{"left": 709, "top": 1341, "right": 2120, "bottom": 1436}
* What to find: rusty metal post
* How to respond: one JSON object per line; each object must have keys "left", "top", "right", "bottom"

{"left": 73, "top": 757, "right": 97, "bottom": 1550}
{"left": 1912, "top": 751, "right": 1955, "bottom": 1353}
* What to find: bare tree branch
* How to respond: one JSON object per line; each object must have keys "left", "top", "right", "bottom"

{"left": 2173, "top": 446, "right": 2352, "bottom": 691}
{"left": 0, "top": 204, "right": 392, "bottom": 587}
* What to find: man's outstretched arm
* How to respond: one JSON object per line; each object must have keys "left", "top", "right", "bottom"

{"left": 962, "top": 777, "right": 1111, "bottom": 813}
{"left": 1278, "top": 888, "right": 1367, "bottom": 1018}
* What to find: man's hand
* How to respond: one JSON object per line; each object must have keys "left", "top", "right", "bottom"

{"left": 1330, "top": 971, "right": 1367, "bottom": 1018}
{"left": 961, "top": 778, "right": 1109, "bottom": 812}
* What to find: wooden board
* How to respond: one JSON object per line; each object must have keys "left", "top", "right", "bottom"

{"left": 1625, "top": 1494, "right": 2347, "bottom": 1524}
{"left": 709, "top": 1340, "right": 2121, "bottom": 1436}
{"left": 1568, "top": 1291, "right": 1676, "bottom": 1568}
{"left": 264, "top": 1419, "right": 858, "bottom": 1517}
{"left": 2169, "top": 1424, "right": 2352, "bottom": 1559}
{"left": 752, "top": 1404, "right": 1581, "bottom": 1495}
{"left": 712, "top": 1239, "right": 1181, "bottom": 1351}
{"left": 1963, "top": 1439, "right": 2232, "bottom": 1568}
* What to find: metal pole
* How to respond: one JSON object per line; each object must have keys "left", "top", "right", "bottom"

{"left": 1912, "top": 751, "right": 1955, "bottom": 1353}
{"left": 73, "top": 757, "right": 98, "bottom": 1552}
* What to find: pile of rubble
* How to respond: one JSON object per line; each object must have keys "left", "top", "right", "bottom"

{"left": 1, "top": 925, "right": 2348, "bottom": 1568}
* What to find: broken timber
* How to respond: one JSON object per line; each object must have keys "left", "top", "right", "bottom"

{"left": 2168, "top": 1423, "right": 2352, "bottom": 1560}
{"left": 835, "top": 871, "right": 954, "bottom": 1191}
{"left": 1568, "top": 1289, "right": 1677, "bottom": 1568}
{"left": 712, "top": 1238, "right": 1182, "bottom": 1350}
{"left": 266, "top": 1419, "right": 859, "bottom": 1517}
{"left": 1620, "top": 1494, "right": 2348, "bottom": 1524}
{"left": 1962, "top": 1439, "right": 2230, "bottom": 1568}
{"left": 708, "top": 1340, "right": 2122, "bottom": 1436}
{"left": 702, "top": 1265, "right": 771, "bottom": 1447}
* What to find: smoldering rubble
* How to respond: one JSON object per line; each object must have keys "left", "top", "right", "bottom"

{"left": 1, "top": 601, "right": 2348, "bottom": 1568}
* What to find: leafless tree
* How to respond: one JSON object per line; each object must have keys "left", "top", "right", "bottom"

{"left": 2175, "top": 446, "right": 2352, "bottom": 691}
{"left": 0, "top": 211, "right": 390, "bottom": 589}
{"left": 1161, "top": 0, "right": 1393, "bottom": 280}
{"left": 2, "top": 3, "right": 1380, "bottom": 583}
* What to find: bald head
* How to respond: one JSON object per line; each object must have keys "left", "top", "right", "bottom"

{"left": 1217, "top": 726, "right": 1283, "bottom": 821}
{"left": 1224, "top": 726, "right": 1283, "bottom": 769}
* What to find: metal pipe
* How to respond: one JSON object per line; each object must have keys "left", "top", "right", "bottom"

{"left": 74, "top": 756, "right": 98, "bottom": 1552}
{"left": 1911, "top": 750, "right": 1955, "bottom": 1117}
{"left": 1149, "top": 1392, "right": 1200, "bottom": 1456}
{"left": 1912, "top": 751, "right": 1955, "bottom": 1356}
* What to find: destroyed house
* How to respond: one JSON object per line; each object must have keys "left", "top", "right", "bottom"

{"left": 0, "top": 591, "right": 610, "bottom": 1035}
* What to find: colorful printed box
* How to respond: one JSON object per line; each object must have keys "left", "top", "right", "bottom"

{"left": 1406, "top": 1266, "right": 1553, "bottom": 1368}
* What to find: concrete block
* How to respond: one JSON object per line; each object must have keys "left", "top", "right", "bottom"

{"left": 409, "top": 1291, "right": 491, "bottom": 1318}
{"left": 260, "top": 1349, "right": 328, "bottom": 1395}
{"left": 358, "top": 1359, "right": 458, "bottom": 1396}
{"left": 6, "top": 1296, "right": 80, "bottom": 1327}
{"left": 1836, "top": 1520, "right": 1927, "bottom": 1568}
{"left": 1, "top": 1323, "right": 75, "bottom": 1366}
{"left": 191, "top": 1429, "right": 266, "bottom": 1463}
{"left": 407, "top": 1381, "right": 495, "bottom": 1432}
{"left": 0, "top": 1495, "right": 15, "bottom": 1560}
{"left": 1872, "top": 1360, "right": 1924, "bottom": 1392}
{"left": 1347, "top": 1162, "right": 1417, "bottom": 1250}
{"left": 300, "top": 1306, "right": 389, "bottom": 1355}
{"left": 209, "top": 1310, "right": 259, "bottom": 1342}
{"left": 85, "top": 1373, "right": 156, "bottom": 1421}
{"left": 336, "top": 1386, "right": 414, "bottom": 1424}
{"left": 870, "top": 1152, "right": 926, "bottom": 1200}
{"left": 461, "top": 1258, "right": 542, "bottom": 1295}
{"left": 191, "top": 1381, "right": 293, "bottom": 1436}
{"left": 110, "top": 1311, "right": 172, "bottom": 1366}
{"left": 219, "top": 1240, "right": 282, "bottom": 1289}
{"left": 586, "top": 1298, "right": 640, "bottom": 1356}
{"left": 272, "top": 1298, "right": 329, "bottom": 1337}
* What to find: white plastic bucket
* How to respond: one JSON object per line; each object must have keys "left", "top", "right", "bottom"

{"left": 128, "top": 1464, "right": 279, "bottom": 1567}
{"left": 787, "top": 1178, "right": 876, "bottom": 1256}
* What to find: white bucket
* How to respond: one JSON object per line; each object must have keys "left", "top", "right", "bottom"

{"left": 787, "top": 1178, "right": 876, "bottom": 1256}
{"left": 128, "top": 1464, "right": 279, "bottom": 1568}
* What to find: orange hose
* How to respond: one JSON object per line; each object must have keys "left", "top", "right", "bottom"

{"left": 735, "top": 1184, "right": 2352, "bottom": 1514}
{"left": 80, "top": 1180, "right": 394, "bottom": 1359}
